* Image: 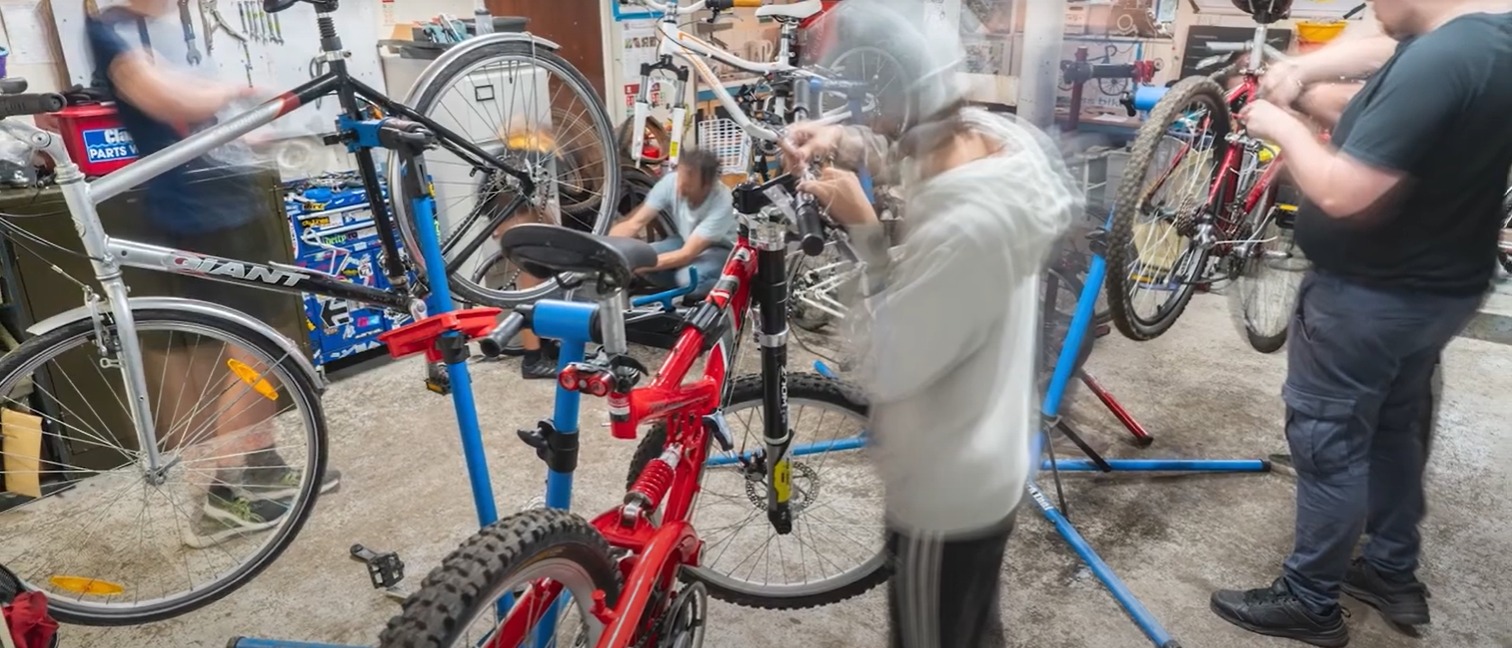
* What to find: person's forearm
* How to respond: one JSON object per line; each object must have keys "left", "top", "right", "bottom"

{"left": 836, "top": 126, "right": 896, "bottom": 183}
{"left": 1294, "top": 82, "right": 1363, "bottom": 129}
{"left": 1269, "top": 118, "right": 1353, "bottom": 218}
{"left": 1294, "top": 35, "right": 1397, "bottom": 83}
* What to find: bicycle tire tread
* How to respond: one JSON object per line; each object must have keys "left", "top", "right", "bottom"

{"left": 378, "top": 508, "right": 620, "bottom": 648}
{"left": 1106, "top": 75, "right": 1229, "bottom": 341}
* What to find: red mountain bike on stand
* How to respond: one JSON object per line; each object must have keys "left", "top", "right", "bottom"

{"left": 1105, "top": 15, "right": 1311, "bottom": 352}
{"left": 377, "top": 173, "right": 886, "bottom": 648}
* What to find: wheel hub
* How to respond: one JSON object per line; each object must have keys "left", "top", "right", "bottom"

{"left": 742, "top": 460, "right": 820, "bottom": 513}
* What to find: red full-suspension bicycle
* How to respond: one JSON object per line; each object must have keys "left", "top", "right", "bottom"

{"left": 1104, "top": 21, "right": 1311, "bottom": 353}
{"left": 377, "top": 174, "right": 885, "bottom": 648}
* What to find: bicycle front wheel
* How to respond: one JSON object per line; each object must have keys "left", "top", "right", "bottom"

{"left": 626, "top": 373, "right": 887, "bottom": 609}
{"left": 0, "top": 308, "right": 326, "bottom": 625}
{"left": 378, "top": 509, "right": 618, "bottom": 648}
{"left": 1229, "top": 202, "right": 1308, "bottom": 353}
{"left": 392, "top": 39, "right": 620, "bottom": 307}
{"left": 1105, "top": 76, "right": 1228, "bottom": 341}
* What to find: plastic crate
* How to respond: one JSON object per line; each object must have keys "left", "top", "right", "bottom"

{"left": 33, "top": 104, "right": 139, "bottom": 177}
{"left": 696, "top": 118, "right": 752, "bottom": 176}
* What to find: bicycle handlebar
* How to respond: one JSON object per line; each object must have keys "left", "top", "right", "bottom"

{"left": 0, "top": 93, "right": 66, "bottom": 120}
{"left": 795, "top": 199, "right": 827, "bottom": 256}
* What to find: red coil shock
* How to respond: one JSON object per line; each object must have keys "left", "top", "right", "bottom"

{"left": 624, "top": 446, "right": 680, "bottom": 517}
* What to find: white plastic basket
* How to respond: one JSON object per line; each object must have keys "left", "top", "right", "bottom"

{"left": 696, "top": 118, "right": 752, "bottom": 175}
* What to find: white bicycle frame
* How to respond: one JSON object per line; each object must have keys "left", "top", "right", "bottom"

{"left": 628, "top": 0, "right": 851, "bottom": 168}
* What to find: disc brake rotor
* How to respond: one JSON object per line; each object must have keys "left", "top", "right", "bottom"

{"left": 742, "top": 460, "right": 820, "bottom": 514}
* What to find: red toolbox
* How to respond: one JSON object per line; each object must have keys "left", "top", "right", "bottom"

{"left": 33, "top": 103, "right": 140, "bottom": 176}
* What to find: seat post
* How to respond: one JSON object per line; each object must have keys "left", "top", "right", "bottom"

{"left": 598, "top": 289, "right": 631, "bottom": 355}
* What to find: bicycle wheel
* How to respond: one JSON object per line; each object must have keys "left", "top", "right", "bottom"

{"left": 391, "top": 40, "right": 620, "bottom": 308}
{"left": 615, "top": 116, "right": 672, "bottom": 166}
{"left": 378, "top": 509, "right": 619, "bottom": 648}
{"left": 1229, "top": 200, "right": 1309, "bottom": 354}
{"left": 625, "top": 373, "right": 886, "bottom": 609}
{"left": 817, "top": 46, "right": 910, "bottom": 131}
{"left": 0, "top": 308, "right": 326, "bottom": 625}
{"left": 1106, "top": 76, "right": 1229, "bottom": 341}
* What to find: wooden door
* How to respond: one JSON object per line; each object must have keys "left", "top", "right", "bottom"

{"left": 487, "top": 0, "right": 607, "bottom": 98}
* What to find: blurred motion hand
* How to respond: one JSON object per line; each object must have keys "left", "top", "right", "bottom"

{"left": 1260, "top": 60, "right": 1306, "bottom": 108}
{"left": 798, "top": 166, "right": 876, "bottom": 227}
{"left": 779, "top": 122, "right": 846, "bottom": 173}
{"left": 1239, "top": 99, "right": 1301, "bottom": 143}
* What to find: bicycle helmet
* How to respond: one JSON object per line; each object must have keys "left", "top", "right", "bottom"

{"left": 1230, "top": 0, "right": 1292, "bottom": 23}
{"left": 816, "top": 0, "right": 965, "bottom": 136}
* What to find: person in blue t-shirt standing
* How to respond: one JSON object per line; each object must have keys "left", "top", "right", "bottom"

{"left": 86, "top": 0, "right": 340, "bottom": 548}
{"left": 609, "top": 148, "right": 735, "bottom": 298}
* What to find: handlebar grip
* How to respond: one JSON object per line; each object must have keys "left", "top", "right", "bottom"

{"left": 0, "top": 93, "right": 65, "bottom": 119}
{"left": 478, "top": 311, "right": 526, "bottom": 359}
{"left": 706, "top": 0, "right": 734, "bottom": 8}
{"left": 796, "top": 201, "right": 826, "bottom": 257}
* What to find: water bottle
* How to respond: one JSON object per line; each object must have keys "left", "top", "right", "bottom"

{"left": 473, "top": 0, "right": 493, "bottom": 36}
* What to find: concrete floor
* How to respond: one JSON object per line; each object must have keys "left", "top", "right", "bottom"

{"left": 61, "top": 290, "right": 1512, "bottom": 648}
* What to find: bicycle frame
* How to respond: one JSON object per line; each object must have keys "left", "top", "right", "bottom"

{"left": 0, "top": 19, "right": 550, "bottom": 527}
{"left": 630, "top": 1, "right": 853, "bottom": 167}
{"left": 489, "top": 178, "right": 807, "bottom": 647}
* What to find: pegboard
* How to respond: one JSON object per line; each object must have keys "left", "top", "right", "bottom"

{"left": 52, "top": 1, "right": 387, "bottom": 139}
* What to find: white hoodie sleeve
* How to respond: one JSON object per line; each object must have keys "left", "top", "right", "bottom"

{"left": 853, "top": 222, "right": 1001, "bottom": 404}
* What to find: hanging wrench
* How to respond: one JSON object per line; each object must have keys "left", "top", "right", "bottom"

{"left": 200, "top": 0, "right": 253, "bottom": 86}
{"left": 179, "top": 0, "right": 203, "bottom": 65}
{"left": 271, "top": 12, "right": 284, "bottom": 44}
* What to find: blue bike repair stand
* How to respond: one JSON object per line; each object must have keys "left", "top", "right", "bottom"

{"left": 793, "top": 219, "right": 1270, "bottom": 647}
{"left": 228, "top": 118, "right": 504, "bottom": 648}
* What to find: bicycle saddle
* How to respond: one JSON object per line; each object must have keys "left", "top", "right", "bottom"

{"left": 263, "top": 0, "right": 300, "bottom": 13}
{"left": 500, "top": 224, "right": 658, "bottom": 288}
{"left": 755, "top": 0, "right": 821, "bottom": 20}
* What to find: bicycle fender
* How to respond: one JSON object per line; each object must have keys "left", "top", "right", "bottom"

{"left": 399, "top": 32, "right": 562, "bottom": 106}
{"left": 26, "top": 296, "right": 326, "bottom": 393}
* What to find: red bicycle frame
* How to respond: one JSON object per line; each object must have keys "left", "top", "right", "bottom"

{"left": 1205, "top": 73, "right": 1283, "bottom": 241}
{"left": 486, "top": 239, "right": 766, "bottom": 648}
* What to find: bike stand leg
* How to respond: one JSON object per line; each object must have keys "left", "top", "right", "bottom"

{"left": 226, "top": 639, "right": 364, "bottom": 648}
{"left": 1027, "top": 484, "right": 1183, "bottom": 648}
{"left": 1080, "top": 369, "right": 1154, "bottom": 446}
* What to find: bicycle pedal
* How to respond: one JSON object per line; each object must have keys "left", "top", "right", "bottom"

{"left": 425, "top": 362, "right": 450, "bottom": 395}
{"left": 350, "top": 543, "right": 406, "bottom": 591}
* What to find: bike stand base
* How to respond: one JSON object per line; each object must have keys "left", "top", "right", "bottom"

{"left": 226, "top": 639, "right": 364, "bottom": 648}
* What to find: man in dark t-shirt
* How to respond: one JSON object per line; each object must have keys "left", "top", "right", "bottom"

{"left": 86, "top": 1, "right": 340, "bottom": 548}
{"left": 1208, "top": 7, "right": 1512, "bottom": 646}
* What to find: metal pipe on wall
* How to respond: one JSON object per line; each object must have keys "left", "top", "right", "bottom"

{"left": 1017, "top": 0, "right": 1069, "bottom": 128}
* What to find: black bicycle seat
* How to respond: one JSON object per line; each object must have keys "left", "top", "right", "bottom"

{"left": 500, "top": 224, "right": 658, "bottom": 288}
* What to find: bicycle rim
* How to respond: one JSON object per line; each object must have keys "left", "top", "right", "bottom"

{"left": 1231, "top": 205, "right": 1308, "bottom": 353}
{"left": 392, "top": 41, "right": 619, "bottom": 308}
{"left": 681, "top": 373, "right": 886, "bottom": 609}
{"left": 0, "top": 310, "right": 324, "bottom": 625}
{"left": 1107, "top": 77, "right": 1228, "bottom": 340}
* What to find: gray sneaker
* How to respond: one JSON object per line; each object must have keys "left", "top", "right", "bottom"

{"left": 183, "top": 486, "right": 292, "bottom": 549}
{"left": 242, "top": 465, "right": 343, "bottom": 500}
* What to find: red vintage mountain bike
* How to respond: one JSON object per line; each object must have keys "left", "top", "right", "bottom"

{"left": 1104, "top": 21, "right": 1310, "bottom": 353}
{"left": 377, "top": 174, "right": 885, "bottom": 648}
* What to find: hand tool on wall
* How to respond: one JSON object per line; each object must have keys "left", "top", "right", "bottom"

{"left": 136, "top": 16, "right": 154, "bottom": 55}
{"left": 178, "top": 0, "right": 203, "bottom": 65}
{"left": 271, "top": 12, "right": 284, "bottom": 44}
{"left": 200, "top": 0, "right": 253, "bottom": 85}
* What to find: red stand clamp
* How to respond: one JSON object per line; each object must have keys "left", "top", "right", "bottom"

{"left": 378, "top": 307, "right": 503, "bottom": 362}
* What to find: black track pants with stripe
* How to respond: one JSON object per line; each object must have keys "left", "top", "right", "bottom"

{"left": 887, "top": 517, "right": 1014, "bottom": 648}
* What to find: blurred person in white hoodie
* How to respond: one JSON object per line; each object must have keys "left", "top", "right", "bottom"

{"left": 784, "top": 1, "right": 1081, "bottom": 645}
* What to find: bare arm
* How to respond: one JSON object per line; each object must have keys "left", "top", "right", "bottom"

{"left": 609, "top": 203, "right": 660, "bottom": 238}
{"left": 108, "top": 51, "right": 241, "bottom": 126}
{"left": 1291, "top": 34, "right": 1398, "bottom": 83}
{"left": 1294, "top": 81, "right": 1365, "bottom": 129}
{"left": 653, "top": 234, "right": 715, "bottom": 271}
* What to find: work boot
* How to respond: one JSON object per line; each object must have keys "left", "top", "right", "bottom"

{"left": 1342, "top": 557, "right": 1431, "bottom": 626}
{"left": 1210, "top": 578, "right": 1349, "bottom": 647}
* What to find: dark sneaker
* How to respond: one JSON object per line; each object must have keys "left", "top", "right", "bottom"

{"left": 521, "top": 350, "right": 558, "bottom": 380}
{"left": 243, "top": 465, "right": 344, "bottom": 500}
{"left": 1342, "top": 557, "right": 1430, "bottom": 626}
{"left": 1210, "top": 578, "right": 1349, "bottom": 647}
{"left": 184, "top": 486, "right": 292, "bottom": 549}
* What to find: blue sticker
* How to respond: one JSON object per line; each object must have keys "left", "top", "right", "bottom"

{"left": 81, "top": 128, "right": 140, "bottom": 164}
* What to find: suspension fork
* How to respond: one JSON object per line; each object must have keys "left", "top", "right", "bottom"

{"left": 754, "top": 244, "right": 794, "bottom": 534}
